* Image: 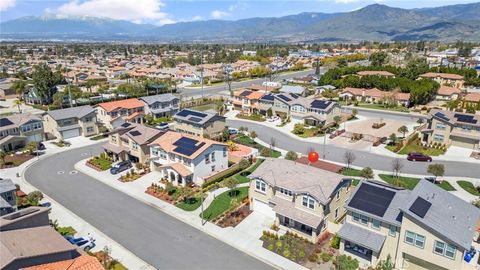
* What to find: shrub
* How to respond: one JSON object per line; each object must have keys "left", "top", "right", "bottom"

{"left": 321, "top": 252, "right": 332, "bottom": 262}
{"left": 283, "top": 249, "right": 291, "bottom": 258}
{"left": 285, "top": 151, "right": 298, "bottom": 161}
{"left": 260, "top": 147, "right": 272, "bottom": 157}
{"left": 299, "top": 249, "right": 305, "bottom": 259}
{"left": 267, "top": 244, "right": 274, "bottom": 251}
{"left": 330, "top": 234, "right": 340, "bottom": 249}
{"left": 308, "top": 253, "right": 318, "bottom": 262}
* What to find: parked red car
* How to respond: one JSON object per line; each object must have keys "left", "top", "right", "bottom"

{"left": 407, "top": 153, "right": 432, "bottom": 162}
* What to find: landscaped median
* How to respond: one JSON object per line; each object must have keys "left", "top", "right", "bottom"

{"left": 146, "top": 182, "right": 206, "bottom": 211}
{"left": 86, "top": 154, "right": 112, "bottom": 171}
{"left": 378, "top": 174, "right": 456, "bottom": 191}
{"left": 456, "top": 181, "right": 480, "bottom": 196}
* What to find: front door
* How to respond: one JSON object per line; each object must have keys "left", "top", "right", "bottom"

{"left": 284, "top": 217, "right": 290, "bottom": 226}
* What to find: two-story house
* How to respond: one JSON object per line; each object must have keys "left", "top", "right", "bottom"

{"left": 149, "top": 131, "right": 228, "bottom": 186}
{"left": 339, "top": 180, "right": 480, "bottom": 270}
{"left": 95, "top": 98, "right": 145, "bottom": 130}
{"left": 43, "top": 105, "right": 99, "bottom": 140}
{"left": 0, "top": 114, "right": 44, "bottom": 152}
{"left": 435, "top": 85, "right": 462, "bottom": 101}
{"left": 232, "top": 90, "right": 266, "bottom": 115}
{"left": 248, "top": 158, "right": 352, "bottom": 242}
{"left": 418, "top": 72, "right": 464, "bottom": 89}
{"left": 102, "top": 122, "right": 163, "bottom": 163}
{"left": 421, "top": 109, "right": 480, "bottom": 150}
{"left": 139, "top": 93, "right": 180, "bottom": 118}
{"left": 173, "top": 109, "right": 226, "bottom": 139}
{"left": 0, "top": 179, "right": 17, "bottom": 216}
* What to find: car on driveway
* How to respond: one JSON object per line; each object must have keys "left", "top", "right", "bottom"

{"left": 407, "top": 153, "right": 432, "bottom": 162}
{"left": 64, "top": 234, "right": 95, "bottom": 251}
{"left": 110, "top": 160, "right": 132, "bottom": 174}
{"left": 155, "top": 122, "right": 170, "bottom": 131}
{"left": 227, "top": 127, "right": 238, "bottom": 135}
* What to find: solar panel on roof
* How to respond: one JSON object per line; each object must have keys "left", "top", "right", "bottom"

{"left": 0, "top": 118, "right": 14, "bottom": 126}
{"left": 310, "top": 100, "right": 330, "bottom": 110}
{"left": 176, "top": 109, "right": 207, "bottom": 118}
{"left": 409, "top": 197, "right": 431, "bottom": 218}
{"left": 434, "top": 112, "right": 450, "bottom": 122}
{"left": 290, "top": 93, "right": 299, "bottom": 99}
{"left": 173, "top": 137, "right": 198, "bottom": 147}
{"left": 261, "top": 94, "right": 274, "bottom": 101}
{"left": 240, "top": 91, "right": 251, "bottom": 97}
{"left": 121, "top": 122, "right": 131, "bottom": 128}
{"left": 129, "top": 130, "right": 142, "bottom": 136}
{"left": 348, "top": 183, "right": 396, "bottom": 217}
{"left": 174, "top": 146, "right": 197, "bottom": 156}
{"left": 278, "top": 94, "right": 291, "bottom": 102}
{"left": 173, "top": 137, "right": 206, "bottom": 156}
{"left": 454, "top": 113, "right": 477, "bottom": 124}
{"left": 188, "top": 116, "right": 203, "bottom": 123}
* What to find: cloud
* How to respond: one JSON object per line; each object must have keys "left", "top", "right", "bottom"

{"left": 228, "top": 1, "right": 248, "bottom": 12}
{"left": 210, "top": 10, "right": 230, "bottom": 19}
{"left": 335, "top": 0, "right": 361, "bottom": 3}
{"left": 0, "top": 0, "right": 16, "bottom": 11}
{"left": 192, "top": 15, "right": 203, "bottom": 21}
{"left": 57, "top": 0, "right": 174, "bottom": 25}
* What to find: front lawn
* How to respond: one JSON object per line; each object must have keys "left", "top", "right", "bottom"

{"left": 234, "top": 158, "right": 265, "bottom": 184}
{"left": 234, "top": 135, "right": 281, "bottom": 158}
{"left": 379, "top": 174, "right": 420, "bottom": 190}
{"left": 342, "top": 168, "right": 362, "bottom": 177}
{"left": 201, "top": 187, "right": 249, "bottom": 221}
{"left": 436, "top": 181, "right": 456, "bottom": 191}
{"left": 457, "top": 181, "right": 480, "bottom": 196}
{"left": 356, "top": 103, "right": 409, "bottom": 113}
{"left": 88, "top": 156, "right": 112, "bottom": 170}
{"left": 236, "top": 113, "right": 266, "bottom": 122}
{"left": 176, "top": 196, "right": 204, "bottom": 211}
{"left": 89, "top": 134, "right": 108, "bottom": 141}
{"left": 398, "top": 143, "right": 445, "bottom": 156}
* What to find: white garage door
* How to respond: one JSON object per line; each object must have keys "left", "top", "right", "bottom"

{"left": 62, "top": 129, "right": 80, "bottom": 139}
{"left": 253, "top": 199, "right": 275, "bottom": 218}
{"left": 450, "top": 136, "right": 476, "bottom": 149}
{"left": 26, "top": 133, "right": 43, "bottom": 143}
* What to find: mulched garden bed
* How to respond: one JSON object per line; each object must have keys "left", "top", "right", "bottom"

{"left": 1, "top": 154, "right": 35, "bottom": 168}
{"left": 215, "top": 201, "right": 252, "bottom": 228}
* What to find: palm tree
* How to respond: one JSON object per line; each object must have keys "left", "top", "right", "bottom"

{"left": 13, "top": 99, "right": 22, "bottom": 113}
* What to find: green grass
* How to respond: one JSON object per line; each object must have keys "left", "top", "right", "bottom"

{"left": 398, "top": 143, "right": 445, "bottom": 156}
{"left": 379, "top": 174, "right": 421, "bottom": 190}
{"left": 188, "top": 103, "right": 220, "bottom": 112}
{"left": 201, "top": 187, "right": 249, "bottom": 221}
{"left": 89, "top": 157, "right": 112, "bottom": 170}
{"left": 234, "top": 136, "right": 281, "bottom": 158}
{"left": 111, "top": 262, "right": 128, "bottom": 270}
{"left": 436, "top": 181, "right": 456, "bottom": 191}
{"left": 342, "top": 168, "right": 363, "bottom": 177}
{"left": 90, "top": 134, "right": 108, "bottom": 141}
{"left": 352, "top": 179, "right": 360, "bottom": 186}
{"left": 457, "top": 181, "right": 480, "bottom": 196}
{"left": 236, "top": 114, "right": 266, "bottom": 122}
{"left": 356, "top": 103, "right": 409, "bottom": 113}
{"left": 176, "top": 196, "right": 203, "bottom": 211}
{"left": 234, "top": 174, "right": 250, "bottom": 184}
{"left": 233, "top": 159, "right": 265, "bottom": 184}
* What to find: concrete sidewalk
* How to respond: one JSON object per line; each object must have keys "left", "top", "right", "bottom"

{"left": 75, "top": 159, "right": 307, "bottom": 270}
{"left": 2, "top": 138, "right": 154, "bottom": 270}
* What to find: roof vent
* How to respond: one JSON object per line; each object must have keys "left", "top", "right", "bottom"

{"left": 452, "top": 215, "right": 456, "bottom": 220}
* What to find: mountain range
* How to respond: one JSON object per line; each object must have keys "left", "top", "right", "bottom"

{"left": 1, "top": 3, "right": 480, "bottom": 42}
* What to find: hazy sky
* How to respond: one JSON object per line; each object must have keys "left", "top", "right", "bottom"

{"left": 1, "top": 0, "right": 478, "bottom": 24}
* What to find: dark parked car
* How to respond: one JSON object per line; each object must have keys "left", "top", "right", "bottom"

{"left": 110, "top": 160, "right": 132, "bottom": 174}
{"left": 37, "top": 142, "right": 46, "bottom": 150}
{"left": 407, "top": 153, "right": 432, "bottom": 162}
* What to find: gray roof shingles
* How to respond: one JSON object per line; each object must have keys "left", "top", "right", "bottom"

{"left": 47, "top": 105, "right": 96, "bottom": 121}
{"left": 140, "top": 93, "right": 178, "bottom": 105}
{"left": 337, "top": 222, "right": 386, "bottom": 253}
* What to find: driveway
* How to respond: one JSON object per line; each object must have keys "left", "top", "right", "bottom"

{"left": 24, "top": 144, "right": 274, "bottom": 270}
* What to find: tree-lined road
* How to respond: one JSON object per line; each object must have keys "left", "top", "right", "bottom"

{"left": 25, "top": 146, "right": 274, "bottom": 270}
{"left": 226, "top": 119, "right": 480, "bottom": 178}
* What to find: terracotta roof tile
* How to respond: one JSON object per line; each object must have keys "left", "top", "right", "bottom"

{"left": 96, "top": 98, "right": 145, "bottom": 112}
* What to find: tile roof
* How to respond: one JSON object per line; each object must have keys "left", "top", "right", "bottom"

{"left": 173, "top": 109, "right": 225, "bottom": 126}
{"left": 23, "top": 254, "right": 104, "bottom": 270}
{"left": 295, "top": 157, "right": 343, "bottom": 173}
{"left": 419, "top": 72, "right": 464, "bottom": 80}
{"left": 437, "top": 85, "right": 461, "bottom": 96}
{"left": 96, "top": 98, "right": 145, "bottom": 112}
{"left": 337, "top": 222, "right": 386, "bottom": 253}
{"left": 464, "top": 92, "right": 480, "bottom": 102}
{"left": 149, "top": 131, "right": 226, "bottom": 159}
{"left": 249, "top": 158, "right": 344, "bottom": 204}
{"left": 114, "top": 123, "right": 163, "bottom": 145}
{"left": 158, "top": 163, "right": 193, "bottom": 177}
{"left": 357, "top": 70, "right": 395, "bottom": 77}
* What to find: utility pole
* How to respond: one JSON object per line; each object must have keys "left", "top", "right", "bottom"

{"left": 323, "top": 132, "right": 327, "bottom": 160}
{"left": 64, "top": 59, "right": 73, "bottom": 108}
{"left": 200, "top": 49, "right": 204, "bottom": 98}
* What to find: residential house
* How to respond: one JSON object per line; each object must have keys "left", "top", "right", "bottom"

{"left": 95, "top": 98, "right": 145, "bottom": 130}
{"left": 0, "top": 78, "right": 17, "bottom": 97}
{"left": 232, "top": 89, "right": 266, "bottom": 115}
{"left": 338, "top": 180, "right": 480, "bottom": 269}
{"left": 248, "top": 158, "right": 352, "bottom": 242}
{"left": 139, "top": 93, "right": 179, "bottom": 118}
{"left": 43, "top": 105, "right": 99, "bottom": 140}
{"left": 463, "top": 92, "right": 480, "bottom": 107}
{"left": 421, "top": 109, "right": 480, "bottom": 150}
{"left": 419, "top": 72, "right": 464, "bottom": 89}
{"left": 288, "top": 76, "right": 318, "bottom": 85}
{"left": 0, "top": 179, "right": 16, "bottom": 216}
{"left": 0, "top": 207, "right": 103, "bottom": 270}
{"left": 23, "top": 88, "right": 53, "bottom": 105}
{"left": 245, "top": 84, "right": 280, "bottom": 92}
{"left": 149, "top": 131, "right": 228, "bottom": 186}
{"left": 173, "top": 109, "right": 226, "bottom": 139}
{"left": 0, "top": 113, "right": 44, "bottom": 152}
{"left": 278, "top": 85, "right": 306, "bottom": 96}
{"left": 356, "top": 71, "right": 395, "bottom": 77}
{"left": 436, "top": 85, "right": 462, "bottom": 101}
{"left": 103, "top": 122, "right": 163, "bottom": 163}
{"left": 340, "top": 87, "right": 411, "bottom": 107}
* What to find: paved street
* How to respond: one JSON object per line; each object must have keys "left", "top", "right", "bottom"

{"left": 24, "top": 145, "right": 274, "bottom": 270}
{"left": 178, "top": 69, "right": 315, "bottom": 97}
{"left": 226, "top": 119, "right": 480, "bottom": 178}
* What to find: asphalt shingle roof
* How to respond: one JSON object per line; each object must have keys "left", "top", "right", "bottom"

{"left": 47, "top": 105, "right": 96, "bottom": 121}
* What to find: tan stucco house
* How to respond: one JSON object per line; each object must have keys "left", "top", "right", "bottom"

{"left": 43, "top": 105, "right": 99, "bottom": 140}
{"left": 0, "top": 113, "right": 44, "bottom": 152}
{"left": 248, "top": 158, "right": 352, "bottom": 242}
{"left": 173, "top": 109, "right": 226, "bottom": 139}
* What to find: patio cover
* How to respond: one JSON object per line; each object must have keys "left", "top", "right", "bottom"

{"left": 337, "top": 223, "right": 386, "bottom": 253}
{"left": 158, "top": 163, "right": 193, "bottom": 177}
{"left": 102, "top": 143, "right": 128, "bottom": 154}
{"left": 271, "top": 197, "right": 323, "bottom": 228}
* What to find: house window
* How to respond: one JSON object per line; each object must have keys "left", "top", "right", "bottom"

{"left": 211, "top": 165, "right": 215, "bottom": 172}
{"left": 223, "top": 147, "right": 227, "bottom": 157}
{"left": 352, "top": 212, "right": 360, "bottom": 222}
{"left": 159, "top": 149, "right": 167, "bottom": 159}
{"left": 211, "top": 152, "right": 215, "bottom": 162}
{"left": 445, "top": 244, "right": 456, "bottom": 259}
{"left": 434, "top": 241, "right": 445, "bottom": 255}
{"left": 433, "top": 134, "right": 444, "bottom": 142}
{"left": 405, "top": 231, "right": 425, "bottom": 248}
{"left": 389, "top": 225, "right": 396, "bottom": 236}
{"left": 86, "top": 127, "right": 94, "bottom": 133}
{"left": 434, "top": 240, "right": 456, "bottom": 259}
{"left": 151, "top": 147, "right": 159, "bottom": 156}
{"left": 84, "top": 116, "right": 93, "bottom": 122}
{"left": 372, "top": 219, "right": 381, "bottom": 230}
{"left": 278, "top": 188, "right": 292, "bottom": 196}
{"left": 435, "top": 123, "right": 446, "bottom": 130}
{"left": 111, "top": 136, "right": 117, "bottom": 143}
{"left": 334, "top": 208, "right": 339, "bottom": 219}
{"left": 132, "top": 142, "right": 139, "bottom": 150}
{"left": 336, "top": 190, "right": 340, "bottom": 201}
{"left": 255, "top": 180, "right": 266, "bottom": 192}
{"left": 205, "top": 154, "right": 210, "bottom": 164}
{"left": 302, "top": 196, "right": 315, "bottom": 209}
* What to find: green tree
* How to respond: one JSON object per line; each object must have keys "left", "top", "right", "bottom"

{"left": 26, "top": 190, "right": 43, "bottom": 206}
{"left": 84, "top": 79, "right": 97, "bottom": 93}
{"left": 333, "top": 116, "right": 342, "bottom": 127}
{"left": 224, "top": 177, "right": 238, "bottom": 196}
{"left": 427, "top": 164, "right": 445, "bottom": 183}
{"left": 336, "top": 255, "right": 359, "bottom": 270}
{"left": 12, "top": 80, "right": 27, "bottom": 98}
{"left": 351, "top": 109, "right": 358, "bottom": 118}
{"left": 0, "top": 151, "right": 6, "bottom": 165}
{"left": 388, "top": 133, "right": 397, "bottom": 145}
{"left": 361, "top": 167, "right": 374, "bottom": 179}
{"left": 378, "top": 254, "right": 394, "bottom": 270}
{"left": 260, "top": 147, "right": 272, "bottom": 157}
{"left": 370, "top": 52, "right": 388, "bottom": 66}
{"left": 25, "top": 141, "right": 37, "bottom": 155}
{"left": 293, "top": 123, "right": 305, "bottom": 135}
{"left": 32, "top": 63, "right": 62, "bottom": 104}
{"left": 250, "top": 131, "right": 257, "bottom": 139}
{"left": 13, "top": 99, "right": 22, "bottom": 113}
{"left": 285, "top": 151, "right": 298, "bottom": 161}
{"left": 397, "top": 125, "right": 408, "bottom": 138}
